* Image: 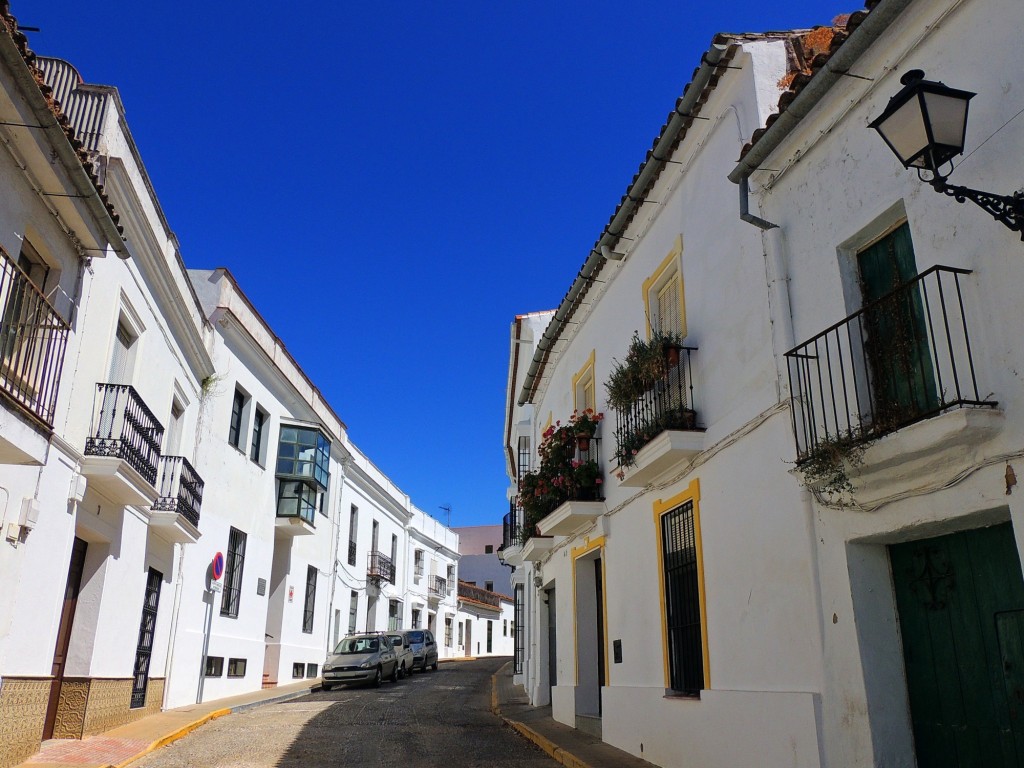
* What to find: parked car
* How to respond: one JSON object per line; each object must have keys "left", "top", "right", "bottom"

{"left": 396, "top": 629, "right": 438, "bottom": 672}
{"left": 386, "top": 632, "right": 415, "bottom": 678}
{"left": 322, "top": 633, "right": 399, "bottom": 689}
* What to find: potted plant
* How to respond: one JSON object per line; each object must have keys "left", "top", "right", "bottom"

{"left": 654, "top": 329, "right": 686, "bottom": 370}
{"left": 570, "top": 408, "right": 604, "bottom": 451}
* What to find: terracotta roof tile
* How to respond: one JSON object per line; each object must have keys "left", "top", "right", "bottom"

{"left": 0, "top": 2, "right": 123, "bottom": 234}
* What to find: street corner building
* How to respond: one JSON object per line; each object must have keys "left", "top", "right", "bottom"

{"left": 502, "top": 0, "right": 1024, "bottom": 766}
{"left": 0, "top": 9, "right": 462, "bottom": 767}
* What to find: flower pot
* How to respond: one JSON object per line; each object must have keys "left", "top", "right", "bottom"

{"left": 681, "top": 409, "right": 697, "bottom": 430}
{"left": 663, "top": 343, "right": 681, "bottom": 369}
{"left": 576, "top": 434, "right": 592, "bottom": 452}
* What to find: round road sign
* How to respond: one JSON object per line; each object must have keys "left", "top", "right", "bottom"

{"left": 212, "top": 551, "right": 225, "bottom": 581}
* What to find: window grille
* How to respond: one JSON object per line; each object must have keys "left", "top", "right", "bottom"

{"left": 661, "top": 500, "right": 703, "bottom": 695}
{"left": 221, "top": 527, "right": 247, "bottom": 618}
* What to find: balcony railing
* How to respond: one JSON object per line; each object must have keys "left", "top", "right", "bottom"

{"left": 785, "top": 266, "right": 996, "bottom": 463}
{"left": 0, "top": 249, "right": 69, "bottom": 428}
{"left": 367, "top": 550, "right": 395, "bottom": 584}
{"left": 502, "top": 503, "right": 524, "bottom": 551}
{"left": 458, "top": 581, "right": 501, "bottom": 607}
{"left": 613, "top": 348, "right": 699, "bottom": 466}
{"left": 429, "top": 575, "right": 447, "bottom": 597}
{"left": 153, "top": 456, "right": 204, "bottom": 528}
{"left": 85, "top": 383, "right": 164, "bottom": 486}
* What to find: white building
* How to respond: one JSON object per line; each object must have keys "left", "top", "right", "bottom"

{"left": 504, "top": 1, "right": 1024, "bottom": 767}
{"left": 0, "top": 21, "right": 460, "bottom": 768}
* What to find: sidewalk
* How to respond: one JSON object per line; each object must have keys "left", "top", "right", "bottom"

{"left": 16, "top": 679, "right": 317, "bottom": 768}
{"left": 491, "top": 661, "right": 656, "bottom": 768}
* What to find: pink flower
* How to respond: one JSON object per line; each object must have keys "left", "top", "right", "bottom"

{"left": 595, "top": 478, "right": 603, "bottom": 485}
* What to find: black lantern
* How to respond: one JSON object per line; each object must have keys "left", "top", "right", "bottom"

{"left": 869, "top": 70, "right": 975, "bottom": 174}
{"left": 870, "top": 69, "right": 1023, "bottom": 239}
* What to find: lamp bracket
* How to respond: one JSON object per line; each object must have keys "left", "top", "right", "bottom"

{"left": 931, "top": 177, "right": 1024, "bottom": 240}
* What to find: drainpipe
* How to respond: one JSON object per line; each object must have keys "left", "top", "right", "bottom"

{"left": 739, "top": 177, "right": 778, "bottom": 230}
{"left": 162, "top": 542, "right": 186, "bottom": 709}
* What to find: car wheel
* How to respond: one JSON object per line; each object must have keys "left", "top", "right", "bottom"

{"left": 398, "top": 662, "right": 406, "bottom": 679}
{"left": 390, "top": 662, "right": 399, "bottom": 683}
{"left": 322, "top": 683, "right": 333, "bottom": 692}
{"left": 431, "top": 660, "right": 438, "bottom": 671}
{"left": 372, "top": 666, "right": 382, "bottom": 688}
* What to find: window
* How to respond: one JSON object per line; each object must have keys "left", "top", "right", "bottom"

{"left": 514, "top": 584, "right": 524, "bottom": 674}
{"left": 250, "top": 407, "right": 267, "bottom": 464}
{"left": 503, "top": 619, "right": 508, "bottom": 637}
{"left": 227, "top": 658, "right": 247, "bottom": 678}
{"left": 292, "top": 663, "right": 304, "bottom": 679}
{"left": 348, "top": 590, "right": 358, "bottom": 634}
{"left": 572, "top": 350, "right": 596, "bottom": 412}
{"left": 447, "top": 565, "right": 455, "bottom": 592}
{"left": 660, "top": 494, "right": 704, "bottom": 695}
{"left": 391, "top": 534, "right": 398, "bottom": 571}
{"left": 484, "top": 545, "right": 493, "bottom": 554}
{"left": 220, "top": 527, "right": 246, "bottom": 618}
{"left": 445, "top": 617, "right": 453, "bottom": 647}
{"left": 276, "top": 425, "right": 330, "bottom": 488}
{"left": 302, "top": 565, "right": 317, "bottom": 634}
{"left": 228, "top": 387, "right": 248, "bottom": 449}
{"left": 412, "top": 608, "right": 421, "bottom": 629}
{"left": 276, "top": 480, "right": 318, "bottom": 524}
{"left": 204, "top": 656, "right": 224, "bottom": 677}
{"left": 388, "top": 599, "right": 401, "bottom": 631}
{"left": 458, "top": 621, "right": 464, "bottom": 647}
{"left": 643, "top": 239, "right": 686, "bottom": 338}
{"left": 165, "top": 399, "right": 185, "bottom": 455}
{"left": 348, "top": 505, "right": 358, "bottom": 565}
{"left": 306, "top": 663, "right": 318, "bottom": 678}
{"left": 487, "top": 620, "right": 493, "bottom": 653}
{"left": 414, "top": 549, "right": 424, "bottom": 579}
{"left": 485, "top": 581, "right": 493, "bottom": 592}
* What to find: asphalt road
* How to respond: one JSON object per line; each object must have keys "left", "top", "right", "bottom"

{"left": 133, "top": 657, "right": 559, "bottom": 768}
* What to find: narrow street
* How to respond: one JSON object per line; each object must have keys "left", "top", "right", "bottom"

{"left": 131, "top": 658, "right": 557, "bottom": 768}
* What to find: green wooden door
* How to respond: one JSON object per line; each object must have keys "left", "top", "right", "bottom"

{"left": 891, "top": 523, "right": 1024, "bottom": 766}
{"left": 858, "top": 223, "right": 938, "bottom": 424}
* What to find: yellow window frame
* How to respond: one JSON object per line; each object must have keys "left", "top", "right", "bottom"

{"left": 571, "top": 350, "right": 596, "bottom": 412}
{"left": 642, "top": 235, "right": 686, "bottom": 339}
{"left": 652, "top": 477, "right": 709, "bottom": 692}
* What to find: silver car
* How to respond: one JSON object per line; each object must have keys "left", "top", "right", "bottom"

{"left": 386, "top": 633, "right": 415, "bottom": 678}
{"left": 322, "top": 633, "right": 400, "bottom": 689}
{"left": 396, "top": 629, "right": 438, "bottom": 672}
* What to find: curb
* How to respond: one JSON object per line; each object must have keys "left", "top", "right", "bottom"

{"left": 491, "top": 663, "right": 593, "bottom": 768}
{"left": 112, "top": 708, "right": 230, "bottom": 768}
{"left": 112, "top": 685, "right": 316, "bottom": 768}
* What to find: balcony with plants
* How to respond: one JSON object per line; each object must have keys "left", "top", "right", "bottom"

{"left": 785, "top": 265, "right": 998, "bottom": 496}
{"left": 520, "top": 410, "right": 606, "bottom": 541}
{"left": 608, "top": 331, "right": 703, "bottom": 487}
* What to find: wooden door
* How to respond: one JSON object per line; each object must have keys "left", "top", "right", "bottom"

{"left": 43, "top": 537, "right": 88, "bottom": 739}
{"left": 858, "top": 223, "right": 938, "bottom": 423}
{"left": 891, "top": 523, "right": 1024, "bottom": 766}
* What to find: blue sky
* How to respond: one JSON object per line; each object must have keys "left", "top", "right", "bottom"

{"left": 29, "top": 0, "right": 843, "bottom": 527}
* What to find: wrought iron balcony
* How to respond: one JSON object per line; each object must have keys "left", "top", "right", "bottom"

{"left": 501, "top": 502, "right": 524, "bottom": 551}
{"left": 85, "top": 383, "right": 164, "bottom": 486}
{"left": 0, "top": 248, "right": 69, "bottom": 428}
{"left": 613, "top": 348, "right": 699, "bottom": 467}
{"left": 785, "top": 265, "right": 996, "bottom": 464}
{"left": 367, "top": 550, "right": 395, "bottom": 585}
{"left": 429, "top": 575, "right": 447, "bottom": 598}
{"left": 153, "top": 456, "right": 204, "bottom": 528}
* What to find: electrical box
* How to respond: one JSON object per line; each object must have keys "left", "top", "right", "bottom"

{"left": 19, "top": 498, "right": 40, "bottom": 530}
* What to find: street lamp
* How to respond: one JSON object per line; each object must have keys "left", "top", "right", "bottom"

{"left": 869, "top": 69, "right": 1024, "bottom": 239}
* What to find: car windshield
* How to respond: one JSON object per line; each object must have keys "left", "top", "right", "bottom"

{"left": 334, "top": 637, "right": 379, "bottom": 654}
{"left": 406, "top": 631, "right": 425, "bottom": 643}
